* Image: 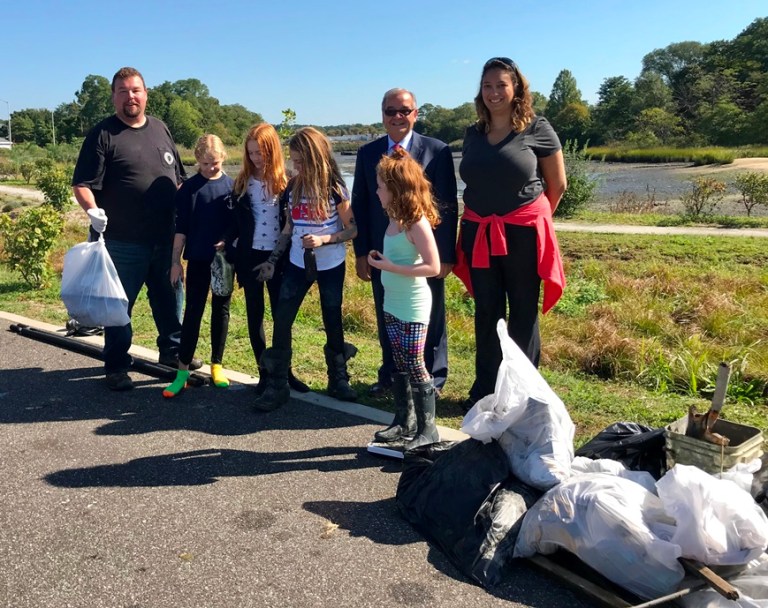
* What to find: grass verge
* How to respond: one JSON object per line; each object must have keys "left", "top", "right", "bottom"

{"left": 1, "top": 212, "right": 766, "bottom": 448}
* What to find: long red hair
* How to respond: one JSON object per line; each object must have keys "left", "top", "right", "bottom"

{"left": 233, "top": 123, "right": 287, "bottom": 198}
{"left": 376, "top": 148, "right": 440, "bottom": 229}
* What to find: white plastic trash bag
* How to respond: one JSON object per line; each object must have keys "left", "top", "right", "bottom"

{"left": 717, "top": 458, "right": 763, "bottom": 494}
{"left": 657, "top": 464, "right": 768, "bottom": 566}
{"left": 514, "top": 473, "right": 684, "bottom": 600}
{"left": 60, "top": 237, "right": 130, "bottom": 327}
{"left": 461, "top": 319, "right": 574, "bottom": 490}
{"left": 571, "top": 455, "right": 658, "bottom": 493}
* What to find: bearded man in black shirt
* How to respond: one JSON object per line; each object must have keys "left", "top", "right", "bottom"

{"left": 72, "top": 66, "right": 197, "bottom": 391}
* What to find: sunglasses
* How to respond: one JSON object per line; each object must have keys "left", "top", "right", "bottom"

{"left": 484, "top": 56, "right": 518, "bottom": 71}
{"left": 383, "top": 107, "right": 415, "bottom": 117}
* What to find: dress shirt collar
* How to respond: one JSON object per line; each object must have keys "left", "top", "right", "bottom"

{"left": 387, "top": 131, "right": 414, "bottom": 152}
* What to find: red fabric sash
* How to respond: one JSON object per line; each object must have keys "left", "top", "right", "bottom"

{"left": 453, "top": 194, "right": 565, "bottom": 314}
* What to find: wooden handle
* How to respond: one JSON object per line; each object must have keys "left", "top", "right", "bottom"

{"left": 679, "top": 557, "right": 739, "bottom": 601}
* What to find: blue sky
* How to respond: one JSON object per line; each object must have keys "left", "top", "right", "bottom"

{"left": 4, "top": 1, "right": 766, "bottom": 126}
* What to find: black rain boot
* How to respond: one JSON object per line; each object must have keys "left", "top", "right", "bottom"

{"left": 255, "top": 365, "right": 267, "bottom": 396}
{"left": 404, "top": 380, "right": 440, "bottom": 451}
{"left": 373, "top": 372, "right": 416, "bottom": 443}
{"left": 288, "top": 369, "right": 311, "bottom": 393}
{"left": 254, "top": 347, "right": 291, "bottom": 412}
{"left": 324, "top": 343, "right": 358, "bottom": 401}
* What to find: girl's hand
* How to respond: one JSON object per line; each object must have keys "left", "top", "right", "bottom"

{"left": 367, "top": 250, "right": 390, "bottom": 271}
{"left": 170, "top": 262, "right": 184, "bottom": 287}
{"left": 302, "top": 234, "right": 324, "bottom": 249}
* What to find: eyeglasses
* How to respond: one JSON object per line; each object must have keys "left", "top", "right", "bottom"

{"left": 484, "top": 56, "right": 518, "bottom": 71}
{"left": 383, "top": 107, "right": 415, "bottom": 117}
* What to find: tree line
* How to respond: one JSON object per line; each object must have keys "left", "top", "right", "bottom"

{"left": 5, "top": 77, "right": 264, "bottom": 148}
{"left": 417, "top": 17, "right": 768, "bottom": 148}
{"left": 2, "top": 17, "right": 766, "bottom": 149}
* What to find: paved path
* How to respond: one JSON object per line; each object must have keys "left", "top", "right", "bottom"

{"left": 555, "top": 222, "right": 768, "bottom": 238}
{"left": 3, "top": 182, "right": 766, "bottom": 238}
{"left": 0, "top": 311, "right": 597, "bottom": 608}
{"left": 0, "top": 183, "right": 44, "bottom": 201}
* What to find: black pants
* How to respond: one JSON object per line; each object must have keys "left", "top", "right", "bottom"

{"left": 272, "top": 261, "right": 346, "bottom": 354}
{"left": 241, "top": 249, "right": 282, "bottom": 363}
{"left": 371, "top": 271, "right": 448, "bottom": 390}
{"left": 179, "top": 260, "right": 231, "bottom": 365}
{"left": 463, "top": 223, "right": 541, "bottom": 402}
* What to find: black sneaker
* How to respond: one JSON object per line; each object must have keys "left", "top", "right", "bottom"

{"left": 106, "top": 372, "right": 134, "bottom": 391}
{"left": 158, "top": 355, "right": 203, "bottom": 371}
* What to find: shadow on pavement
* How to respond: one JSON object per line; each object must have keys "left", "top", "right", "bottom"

{"left": 0, "top": 365, "right": 373, "bottom": 437}
{"left": 303, "top": 498, "right": 571, "bottom": 608}
{"left": 44, "top": 446, "right": 386, "bottom": 487}
{"left": 303, "top": 497, "right": 422, "bottom": 546}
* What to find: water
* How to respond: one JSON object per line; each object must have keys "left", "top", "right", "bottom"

{"left": 335, "top": 154, "right": 694, "bottom": 202}
{"left": 227, "top": 155, "right": 698, "bottom": 203}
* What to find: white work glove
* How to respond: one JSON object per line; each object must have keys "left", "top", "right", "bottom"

{"left": 87, "top": 208, "right": 108, "bottom": 233}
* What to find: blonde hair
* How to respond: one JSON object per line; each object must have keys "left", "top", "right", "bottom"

{"left": 288, "top": 127, "right": 346, "bottom": 221}
{"left": 194, "top": 134, "right": 227, "bottom": 163}
{"left": 233, "top": 123, "right": 287, "bottom": 198}
{"left": 474, "top": 58, "right": 535, "bottom": 134}
{"left": 376, "top": 148, "right": 440, "bottom": 230}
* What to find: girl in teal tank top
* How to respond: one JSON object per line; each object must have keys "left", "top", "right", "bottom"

{"left": 367, "top": 149, "right": 443, "bottom": 452}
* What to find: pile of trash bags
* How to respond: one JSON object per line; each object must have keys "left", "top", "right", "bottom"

{"left": 396, "top": 320, "right": 768, "bottom": 604}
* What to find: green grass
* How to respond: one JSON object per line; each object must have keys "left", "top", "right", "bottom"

{"left": 2, "top": 211, "right": 767, "bottom": 447}
{"left": 569, "top": 209, "right": 768, "bottom": 229}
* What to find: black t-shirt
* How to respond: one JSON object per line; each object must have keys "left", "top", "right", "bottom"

{"left": 459, "top": 116, "right": 561, "bottom": 216}
{"left": 174, "top": 172, "right": 234, "bottom": 263}
{"left": 72, "top": 115, "right": 186, "bottom": 244}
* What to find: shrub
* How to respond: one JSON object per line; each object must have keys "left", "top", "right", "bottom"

{"left": 0, "top": 157, "right": 15, "bottom": 179}
{"left": 608, "top": 186, "right": 665, "bottom": 214}
{"left": 733, "top": 172, "right": 768, "bottom": 217}
{"left": 37, "top": 166, "right": 74, "bottom": 211}
{"left": 20, "top": 162, "right": 37, "bottom": 184}
{"left": 556, "top": 140, "right": 598, "bottom": 218}
{"left": 2, "top": 201, "right": 28, "bottom": 213}
{"left": 0, "top": 205, "right": 64, "bottom": 288}
{"left": 680, "top": 177, "right": 726, "bottom": 218}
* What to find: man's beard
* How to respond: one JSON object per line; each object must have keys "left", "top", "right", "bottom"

{"left": 122, "top": 103, "right": 142, "bottom": 117}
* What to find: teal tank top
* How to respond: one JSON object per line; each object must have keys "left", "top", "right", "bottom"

{"left": 381, "top": 229, "right": 432, "bottom": 324}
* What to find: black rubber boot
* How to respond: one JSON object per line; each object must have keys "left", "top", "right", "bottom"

{"left": 254, "top": 347, "right": 291, "bottom": 412}
{"left": 254, "top": 365, "right": 267, "bottom": 397}
{"left": 323, "top": 343, "right": 358, "bottom": 401}
{"left": 373, "top": 372, "right": 416, "bottom": 443}
{"left": 288, "top": 369, "right": 311, "bottom": 393}
{"left": 404, "top": 380, "right": 440, "bottom": 451}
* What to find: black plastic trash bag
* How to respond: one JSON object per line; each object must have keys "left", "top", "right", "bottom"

{"left": 575, "top": 421, "right": 666, "bottom": 480}
{"left": 396, "top": 439, "right": 541, "bottom": 588}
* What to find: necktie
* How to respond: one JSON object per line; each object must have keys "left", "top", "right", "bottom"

{"left": 391, "top": 143, "right": 402, "bottom": 155}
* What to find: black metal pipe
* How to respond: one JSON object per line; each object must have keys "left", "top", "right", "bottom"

{"left": 8, "top": 323, "right": 207, "bottom": 387}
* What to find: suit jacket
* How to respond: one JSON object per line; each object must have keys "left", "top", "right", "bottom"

{"left": 351, "top": 132, "right": 458, "bottom": 264}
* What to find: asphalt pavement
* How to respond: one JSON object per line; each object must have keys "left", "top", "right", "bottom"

{"left": 0, "top": 311, "right": 597, "bottom": 608}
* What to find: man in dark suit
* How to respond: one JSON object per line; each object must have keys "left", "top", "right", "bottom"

{"left": 352, "top": 88, "right": 458, "bottom": 396}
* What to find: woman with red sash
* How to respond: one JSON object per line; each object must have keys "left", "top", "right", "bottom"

{"left": 456, "top": 57, "right": 567, "bottom": 412}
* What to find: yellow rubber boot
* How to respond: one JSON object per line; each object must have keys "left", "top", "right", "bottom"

{"left": 211, "top": 364, "right": 229, "bottom": 388}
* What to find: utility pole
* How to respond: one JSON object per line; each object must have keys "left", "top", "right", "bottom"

{"left": 0, "top": 98, "right": 10, "bottom": 143}
{"left": 51, "top": 109, "right": 56, "bottom": 145}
